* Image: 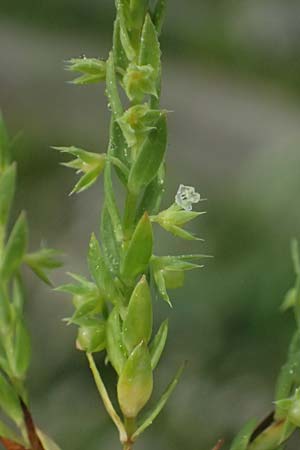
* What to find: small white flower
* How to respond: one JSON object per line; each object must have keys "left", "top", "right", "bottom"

{"left": 175, "top": 184, "right": 201, "bottom": 211}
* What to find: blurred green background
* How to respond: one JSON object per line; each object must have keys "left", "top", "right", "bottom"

{"left": 1, "top": 1, "right": 300, "bottom": 449}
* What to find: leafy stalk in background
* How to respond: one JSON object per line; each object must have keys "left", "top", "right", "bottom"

{"left": 58, "top": 1, "right": 208, "bottom": 449}
{"left": 0, "top": 114, "right": 61, "bottom": 450}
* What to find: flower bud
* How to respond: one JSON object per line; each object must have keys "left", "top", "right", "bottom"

{"left": 123, "top": 64, "right": 157, "bottom": 102}
{"left": 118, "top": 104, "right": 162, "bottom": 149}
{"left": 53, "top": 146, "right": 106, "bottom": 194}
{"left": 65, "top": 57, "right": 106, "bottom": 85}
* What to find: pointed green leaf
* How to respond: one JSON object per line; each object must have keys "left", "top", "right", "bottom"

{"left": 230, "top": 419, "right": 258, "bottom": 450}
{"left": 132, "top": 362, "right": 185, "bottom": 440}
{"left": 121, "top": 213, "right": 153, "bottom": 283}
{"left": 65, "top": 57, "right": 106, "bottom": 77}
{"left": 0, "top": 282, "right": 11, "bottom": 330}
{"left": 103, "top": 160, "right": 123, "bottom": 243}
{"left": 165, "top": 224, "right": 201, "bottom": 241}
{"left": 69, "top": 298, "right": 102, "bottom": 324}
{"left": 152, "top": 0, "right": 167, "bottom": 35}
{"left": 101, "top": 204, "right": 120, "bottom": 274}
{"left": 123, "top": 276, "right": 152, "bottom": 353}
{"left": 70, "top": 73, "right": 105, "bottom": 85}
{"left": 113, "top": 18, "right": 129, "bottom": 73}
{"left": 109, "top": 121, "right": 130, "bottom": 185}
{"left": 139, "top": 14, "right": 161, "bottom": 79}
{"left": 0, "top": 372, "right": 23, "bottom": 426}
{"left": 24, "top": 248, "right": 62, "bottom": 286}
{"left": 70, "top": 166, "right": 102, "bottom": 195}
{"left": 118, "top": 341, "right": 153, "bottom": 418}
{"left": 149, "top": 319, "right": 168, "bottom": 369}
{"left": 137, "top": 164, "right": 165, "bottom": 216}
{"left": 106, "top": 307, "right": 127, "bottom": 375}
{"left": 153, "top": 268, "right": 171, "bottom": 306}
{"left": 118, "top": 2, "right": 136, "bottom": 61}
{"left": 106, "top": 52, "right": 123, "bottom": 119}
{"left": 13, "top": 320, "right": 31, "bottom": 379}
{"left": 129, "top": 0, "right": 148, "bottom": 33}
{"left": 280, "top": 288, "right": 296, "bottom": 312}
{"left": 128, "top": 114, "right": 167, "bottom": 194}
{"left": 0, "top": 163, "right": 16, "bottom": 230}
{"left": 88, "top": 233, "right": 122, "bottom": 305}
{"left": 1, "top": 212, "right": 28, "bottom": 281}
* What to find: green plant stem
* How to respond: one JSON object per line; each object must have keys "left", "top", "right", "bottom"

{"left": 86, "top": 353, "right": 127, "bottom": 443}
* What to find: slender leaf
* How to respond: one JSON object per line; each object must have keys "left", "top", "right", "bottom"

{"left": 106, "top": 307, "right": 127, "bottom": 375}
{"left": 1, "top": 212, "right": 28, "bottom": 281}
{"left": 122, "top": 213, "right": 153, "bottom": 283}
{"left": 128, "top": 114, "right": 167, "bottom": 194}
{"left": 149, "top": 319, "right": 168, "bottom": 369}
{"left": 132, "top": 362, "right": 185, "bottom": 440}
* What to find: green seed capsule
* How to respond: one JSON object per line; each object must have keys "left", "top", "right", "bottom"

{"left": 77, "top": 322, "right": 106, "bottom": 353}
{"left": 117, "top": 341, "right": 153, "bottom": 418}
{"left": 122, "top": 276, "right": 153, "bottom": 353}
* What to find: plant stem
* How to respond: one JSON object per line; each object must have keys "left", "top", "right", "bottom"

{"left": 86, "top": 353, "right": 127, "bottom": 443}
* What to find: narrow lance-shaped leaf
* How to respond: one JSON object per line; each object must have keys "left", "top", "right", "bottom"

{"left": 121, "top": 212, "right": 153, "bottom": 283}
{"left": 109, "top": 121, "right": 129, "bottom": 185}
{"left": 152, "top": 0, "right": 167, "bottom": 35}
{"left": 101, "top": 204, "right": 120, "bottom": 274}
{"left": 137, "top": 164, "right": 165, "bottom": 217}
{"left": 117, "top": 341, "right": 153, "bottom": 418}
{"left": 106, "top": 307, "right": 127, "bottom": 375}
{"left": 0, "top": 282, "right": 11, "bottom": 330}
{"left": 129, "top": 0, "right": 148, "bottom": 34}
{"left": 118, "top": 1, "right": 136, "bottom": 61}
{"left": 128, "top": 114, "right": 167, "bottom": 194}
{"left": 132, "top": 362, "right": 185, "bottom": 440}
{"left": 149, "top": 319, "right": 168, "bottom": 369}
{"left": 122, "top": 276, "right": 152, "bottom": 353}
{"left": 0, "top": 164, "right": 16, "bottom": 230}
{"left": 139, "top": 14, "right": 161, "bottom": 80}
{"left": 88, "top": 233, "right": 122, "bottom": 306}
{"left": 13, "top": 319, "right": 31, "bottom": 379}
{"left": 103, "top": 160, "right": 123, "bottom": 243}
{"left": 0, "top": 372, "right": 23, "bottom": 426}
{"left": 106, "top": 52, "right": 123, "bottom": 119}
{"left": 113, "top": 18, "right": 128, "bottom": 74}
{"left": 24, "top": 248, "right": 62, "bottom": 286}
{"left": 1, "top": 212, "right": 28, "bottom": 281}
